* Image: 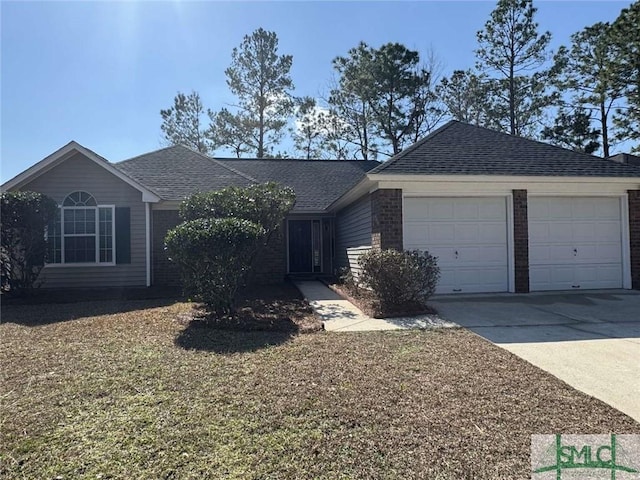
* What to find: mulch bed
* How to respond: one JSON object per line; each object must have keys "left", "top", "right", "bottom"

{"left": 329, "top": 282, "right": 437, "bottom": 318}
{"left": 178, "top": 282, "right": 323, "bottom": 333}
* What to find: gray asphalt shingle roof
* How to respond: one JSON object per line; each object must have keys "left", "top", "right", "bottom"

{"left": 115, "top": 145, "right": 379, "bottom": 212}
{"left": 218, "top": 159, "right": 380, "bottom": 212}
{"left": 371, "top": 120, "right": 640, "bottom": 178}
{"left": 115, "top": 146, "right": 255, "bottom": 200}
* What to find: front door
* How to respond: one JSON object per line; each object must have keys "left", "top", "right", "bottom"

{"left": 288, "top": 219, "right": 324, "bottom": 273}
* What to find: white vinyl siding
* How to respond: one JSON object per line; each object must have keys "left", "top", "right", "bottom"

{"left": 529, "top": 197, "right": 623, "bottom": 291}
{"left": 404, "top": 197, "right": 509, "bottom": 294}
{"left": 21, "top": 152, "right": 147, "bottom": 287}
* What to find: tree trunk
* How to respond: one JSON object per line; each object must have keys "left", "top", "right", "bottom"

{"left": 258, "top": 106, "right": 265, "bottom": 158}
{"left": 600, "top": 100, "right": 609, "bottom": 158}
{"left": 509, "top": 65, "right": 516, "bottom": 135}
{"left": 361, "top": 103, "right": 369, "bottom": 160}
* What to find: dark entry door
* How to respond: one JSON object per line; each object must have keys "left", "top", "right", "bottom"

{"left": 288, "top": 220, "right": 312, "bottom": 273}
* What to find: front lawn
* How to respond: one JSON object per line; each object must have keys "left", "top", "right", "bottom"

{"left": 1, "top": 292, "right": 638, "bottom": 479}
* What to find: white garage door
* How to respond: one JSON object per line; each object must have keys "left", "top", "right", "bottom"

{"left": 529, "top": 197, "right": 623, "bottom": 291}
{"left": 404, "top": 197, "right": 509, "bottom": 294}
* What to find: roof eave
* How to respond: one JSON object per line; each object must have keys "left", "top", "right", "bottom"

{"left": 327, "top": 176, "right": 375, "bottom": 213}
{"left": 369, "top": 173, "right": 640, "bottom": 183}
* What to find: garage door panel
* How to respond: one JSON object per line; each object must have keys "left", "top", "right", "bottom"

{"left": 437, "top": 269, "right": 456, "bottom": 292}
{"left": 426, "top": 247, "right": 456, "bottom": 266}
{"left": 430, "top": 224, "right": 455, "bottom": 243}
{"left": 529, "top": 197, "right": 622, "bottom": 291}
{"left": 572, "top": 222, "right": 596, "bottom": 239}
{"left": 404, "top": 225, "right": 428, "bottom": 244}
{"left": 455, "top": 202, "right": 479, "bottom": 220}
{"left": 479, "top": 223, "right": 508, "bottom": 243}
{"left": 454, "top": 224, "right": 479, "bottom": 242}
{"left": 529, "top": 223, "right": 550, "bottom": 242}
{"left": 547, "top": 200, "right": 572, "bottom": 219}
{"left": 404, "top": 197, "right": 508, "bottom": 294}
{"left": 575, "top": 265, "right": 622, "bottom": 289}
{"left": 430, "top": 200, "right": 455, "bottom": 219}
{"left": 573, "top": 201, "right": 597, "bottom": 219}
{"left": 549, "top": 223, "right": 574, "bottom": 242}
{"left": 455, "top": 267, "right": 506, "bottom": 293}
{"left": 528, "top": 200, "right": 549, "bottom": 220}
{"left": 594, "top": 222, "right": 622, "bottom": 241}
{"left": 478, "top": 201, "right": 506, "bottom": 220}
{"left": 594, "top": 199, "right": 621, "bottom": 219}
{"left": 456, "top": 245, "right": 507, "bottom": 264}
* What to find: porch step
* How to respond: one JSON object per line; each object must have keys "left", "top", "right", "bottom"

{"left": 287, "top": 274, "right": 334, "bottom": 282}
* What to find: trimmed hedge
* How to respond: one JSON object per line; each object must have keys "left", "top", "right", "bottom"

{"left": 166, "top": 182, "right": 295, "bottom": 316}
{"left": 1, "top": 191, "right": 58, "bottom": 294}
{"left": 179, "top": 182, "right": 295, "bottom": 236}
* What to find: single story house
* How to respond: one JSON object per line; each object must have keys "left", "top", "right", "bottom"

{"left": 3, "top": 120, "right": 640, "bottom": 294}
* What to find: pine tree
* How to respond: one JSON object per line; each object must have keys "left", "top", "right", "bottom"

{"left": 209, "top": 28, "right": 294, "bottom": 158}
{"left": 160, "top": 91, "right": 210, "bottom": 153}
{"left": 551, "top": 22, "right": 626, "bottom": 157}
{"left": 476, "top": 0, "right": 552, "bottom": 136}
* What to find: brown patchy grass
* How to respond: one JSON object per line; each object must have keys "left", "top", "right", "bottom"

{"left": 1, "top": 294, "right": 638, "bottom": 479}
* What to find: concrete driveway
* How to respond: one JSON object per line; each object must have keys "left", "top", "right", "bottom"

{"left": 430, "top": 290, "right": 640, "bottom": 423}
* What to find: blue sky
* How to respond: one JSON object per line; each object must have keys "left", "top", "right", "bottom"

{"left": 1, "top": 1, "right": 630, "bottom": 182}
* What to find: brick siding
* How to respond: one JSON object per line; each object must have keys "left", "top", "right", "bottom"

{"left": 151, "top": 210, "right": 182, "bottom": 287}
{"left": 512, "top": 190, "right": 530, "bottom": 293}
{"left": 371, "top": 189, "right": 403, "bottom": 250}
{"left": 249, "top": 224, "right": 287, "bottom": 285}
{"left": 629, "top": 190, "right": 640, "bottom": 290}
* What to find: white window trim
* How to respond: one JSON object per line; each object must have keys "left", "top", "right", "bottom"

{"left": 46, "top": 204, "right": 116, "bottom": 268}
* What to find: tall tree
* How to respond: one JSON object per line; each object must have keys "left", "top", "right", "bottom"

{"left": 611, "top": 1, "right": 640, "bottom": 151}
{"left": 476, "top": 0, "right": 552, "bottom": 136}
{"left": 292, "top": 97, "right": 328, "bottom": 159}
{"left": 329, "top": 42, "right": 378, "bottom": 160}
{"left": 541, "top": 107, "right": 601, "bottom": 154}
{"left": 407, "top": 58, "right": 447, "bottom": 143}
{"left": 367, "top": 43, "right": 442, "bottom": 154}
{"left": 437, "top": 69, "right": 493, "bottom": 126}
{"left": 160, "top": 91, "right": 211, "bottom": 153}
{"left": 551, "top": 22, "right": 627, "bottom": 157}
{"left": 207, "top": 108, "right": 253, "bottom": 158}
{"left": 292, "top": 97, "right": 356, "bottom": 160}
{"left": 329, "top": 42, "right": 442, "bottom": 158}
{"left": 209, "top": 28, "right": 294, "bottom": 158}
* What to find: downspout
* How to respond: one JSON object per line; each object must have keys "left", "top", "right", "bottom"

{"left": 145, "top": 202, "right": 151, "bottom": 287}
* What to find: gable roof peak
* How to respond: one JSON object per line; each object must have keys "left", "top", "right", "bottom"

{"left": 1, "top": 141, "right": 162, "bottom": 201}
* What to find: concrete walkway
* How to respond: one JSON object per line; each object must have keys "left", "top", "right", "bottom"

{"left": 295, "top": 281, "right": 455, "bottom": 332}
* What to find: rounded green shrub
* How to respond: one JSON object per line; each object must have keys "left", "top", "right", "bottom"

{"left": 358, "top": 249, "right": 440, "bottom": 313}
{"left": 165, "top": 217, "right": 265, "bottom": 314}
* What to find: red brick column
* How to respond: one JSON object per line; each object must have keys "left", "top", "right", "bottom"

{"left": 513, "top": 190, "right": 530, "bottom": 293}
{"left": 371, "top": 189, "right": 403, "bottom": 250}
{"left": 629, "top": 190, "right": 640, "bottom": 290}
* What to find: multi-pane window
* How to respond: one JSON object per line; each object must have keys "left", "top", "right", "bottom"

{"left": 46, "top": 191, "right": 115, "bottom": 264}
{"left": 99, "top": 208, "right": 113, "bottom": 263}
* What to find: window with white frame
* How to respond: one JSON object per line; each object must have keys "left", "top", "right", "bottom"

{"left": 47, "top": 191, "right": 115, "bottom": 264}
